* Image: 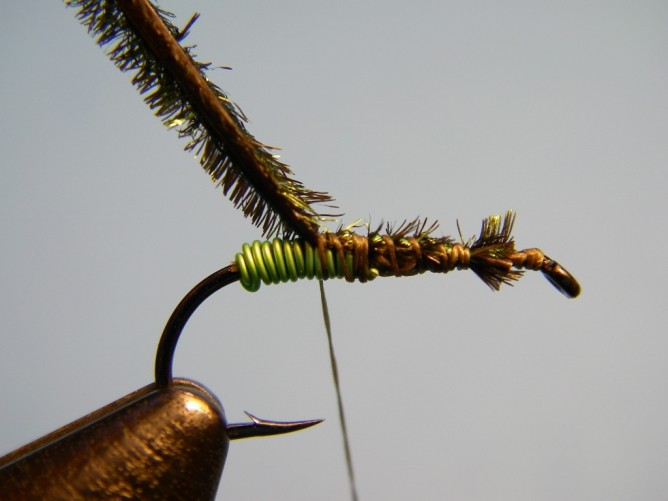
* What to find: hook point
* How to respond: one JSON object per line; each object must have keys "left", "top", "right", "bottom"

{"left": 227, "top": 412, "right": 324, "bottom": 441}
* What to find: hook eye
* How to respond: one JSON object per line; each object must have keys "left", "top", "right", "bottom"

{"left": 541, "top": 258, "right": 581, "bottom": 298}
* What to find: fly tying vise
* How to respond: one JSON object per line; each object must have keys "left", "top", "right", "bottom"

{"left": 1, "top": 259, "right": 323, "bottom": 500}
{"left": 234, "top": 211, "right": 581, "bottom": 298}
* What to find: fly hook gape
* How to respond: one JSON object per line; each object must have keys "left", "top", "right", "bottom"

{"left": 0, "top": 265, "right": 322, "bottom": 501}
{"left": 234, "top": 211, "right": 581, "bottom": 298}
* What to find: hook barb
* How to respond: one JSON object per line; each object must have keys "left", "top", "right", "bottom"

{"left": 227, "top": 412, "right": 324, "bottom": 440}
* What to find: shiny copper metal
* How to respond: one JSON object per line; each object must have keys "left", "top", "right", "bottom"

{"left": 0, "top": 379, "right": 322, "bottom": 500}
{"left": 0, "top": 380, "right": 227, "bottom": 500}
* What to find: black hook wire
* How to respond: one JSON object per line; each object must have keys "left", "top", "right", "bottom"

{"left": 155, "top": 264, "right": 240, "bottom": 388}
{"left": 153, "top": 264, "right": 323, "bottom": 439}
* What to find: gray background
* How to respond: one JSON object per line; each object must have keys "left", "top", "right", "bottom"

{"left": 1, "top": 1, "right": 667, "bottom": 500}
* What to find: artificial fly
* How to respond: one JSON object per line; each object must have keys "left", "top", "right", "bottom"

{"left": 232, "top": 210, "right": 580, "bottom": 499}
{"left": 235, "top": 211, "right": 581, "bottom": 298}
{"left": 60, "top": 2, "right": 582, "bottom": 500}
